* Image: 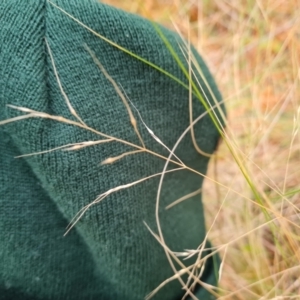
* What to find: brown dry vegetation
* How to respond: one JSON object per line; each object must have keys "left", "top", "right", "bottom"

{"left": 102, "top": 1, "right": 300, "bottom": 299}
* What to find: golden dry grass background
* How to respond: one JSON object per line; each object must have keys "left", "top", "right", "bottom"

{"left": 101, "top": 1, "right": 300, "bottom": 299}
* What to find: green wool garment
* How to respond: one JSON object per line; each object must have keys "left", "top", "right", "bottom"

{"left": 0, "top": 0, "right": 225, "bottom": 299}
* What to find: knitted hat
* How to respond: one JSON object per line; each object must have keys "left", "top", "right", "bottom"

{"left": 0, "top": 0, "right": 225, "bottom": 299}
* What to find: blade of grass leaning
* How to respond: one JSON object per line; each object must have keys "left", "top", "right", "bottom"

{"left": 152, "top": 22, "right": 272, "bottom": 223}
{"left": 48, "top": 0, "right": 189, "bottom": 92}
{"left": 151, "top": 22, "right": 222, "bottom": 129}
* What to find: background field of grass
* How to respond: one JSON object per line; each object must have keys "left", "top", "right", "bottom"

{"left": 102, "top": 1, "right": 300, "bottom": 298}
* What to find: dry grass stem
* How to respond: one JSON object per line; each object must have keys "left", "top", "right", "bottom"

{"left": 84, "top": 44, "right": 145, "bottom": 148}
{"left": 65, "top": 167, "right": 185, "bottom": 235}
{"left": 165, "top": 188, "right": 201, "bottom": 210}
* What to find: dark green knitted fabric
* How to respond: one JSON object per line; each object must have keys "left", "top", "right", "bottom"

{"left": 0, "top": 0, "right": 225, "bottom": 299}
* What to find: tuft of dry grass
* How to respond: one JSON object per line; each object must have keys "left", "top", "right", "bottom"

{"left": 101, "top": 0, "right": 300, "bottom": 299}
